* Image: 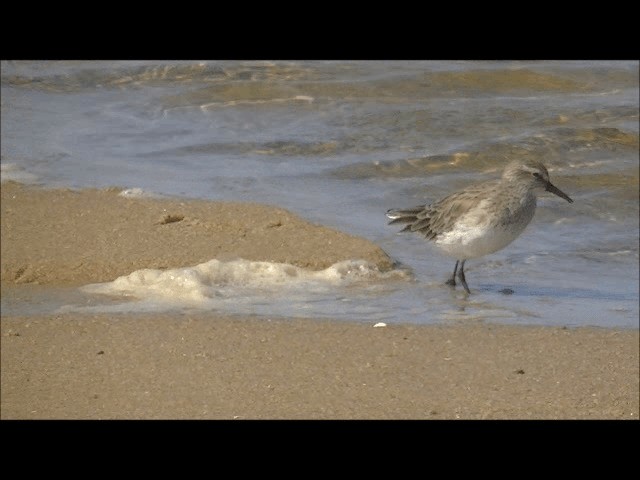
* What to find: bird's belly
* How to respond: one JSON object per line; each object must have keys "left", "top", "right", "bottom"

{"left": 434, "top": 223, "right": 525, "bottom": 260}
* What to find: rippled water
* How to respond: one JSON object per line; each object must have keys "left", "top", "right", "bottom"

{"left": 1, "top": 60, "right": 638, "bottom": 327}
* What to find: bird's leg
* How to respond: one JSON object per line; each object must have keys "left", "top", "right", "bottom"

{"left": 457, "top": 260, "right": 471, "bottom": 294}
{"left": 445, "top": 260, "right": 459, "bottom": 287}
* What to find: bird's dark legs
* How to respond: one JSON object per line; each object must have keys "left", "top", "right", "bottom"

{"left": 445, "top": 261, "right": 459, "bottom": 287}
{"left": 457, "top": 260, "right": 470, "bottom": 294}
{"left": 445, "top": 260, "right": 470, "bottom": 293}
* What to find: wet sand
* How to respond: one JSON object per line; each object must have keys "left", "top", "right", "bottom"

{"left": 1, "top": 182, "right": 638, "bottom": 419}
{"left": 1, "top": 181, "right": 394, "bottom": 286}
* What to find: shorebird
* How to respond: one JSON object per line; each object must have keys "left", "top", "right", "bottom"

{"left": 386, "top": 159, "right": 573, "bottom": 293}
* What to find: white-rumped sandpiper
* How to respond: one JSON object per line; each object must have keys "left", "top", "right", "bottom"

{"left": 387, "top": 159, "right": 573, "bottom": 293}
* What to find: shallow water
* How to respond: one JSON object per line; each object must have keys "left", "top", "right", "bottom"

{"left": 1, "top": 60, "right": 638, "bottom": 328}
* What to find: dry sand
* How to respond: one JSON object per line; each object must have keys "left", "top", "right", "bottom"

{"left": 1, "top": 182, "right": 638, "bottom": 419}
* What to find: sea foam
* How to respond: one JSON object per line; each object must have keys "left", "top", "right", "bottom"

{"left": 80, "top": 258, "right": 408, "bottom": 309}
{"left": 0, "top": 163, "right": 39, "bottom": 184}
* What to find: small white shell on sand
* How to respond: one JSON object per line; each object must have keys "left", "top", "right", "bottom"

{"left": 373, "top": 322, "right": 387, "bottom": 328}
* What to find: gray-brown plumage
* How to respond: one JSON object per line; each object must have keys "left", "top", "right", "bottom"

{"left": 387, "top": 159, "right": 573, "bottom": 293}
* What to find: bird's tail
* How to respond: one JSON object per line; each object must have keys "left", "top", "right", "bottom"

{"left": 386, "top": 206, "right": 425, "bottom": 232}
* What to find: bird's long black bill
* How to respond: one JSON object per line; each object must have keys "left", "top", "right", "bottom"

{"left": 546, "top": 182, "right": 573, "bottom": 203}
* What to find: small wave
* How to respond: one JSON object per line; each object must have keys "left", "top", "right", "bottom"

{"left": 200, "top": 95, "right": 314, "bottom": 110}
{"left": 331, "top": 125, "right": 638, "bottom": 180}
{"left": 1, "top": 61, "right": 230, "bottom": 92}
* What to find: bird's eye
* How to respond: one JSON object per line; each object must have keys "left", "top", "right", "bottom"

{"left": 532, "top": 172, "right": 542, "bottom": 179}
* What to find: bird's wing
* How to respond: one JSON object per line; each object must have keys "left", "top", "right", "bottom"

{"left": 409, "top": 180, "right": 501, "bottom": 239}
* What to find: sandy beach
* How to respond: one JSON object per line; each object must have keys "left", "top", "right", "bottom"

{"left": 1, "top": 182, "right": 638, "bottom": 419}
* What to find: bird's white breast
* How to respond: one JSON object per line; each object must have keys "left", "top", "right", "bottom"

{"left": 434, "top": 197, "right": 536, "bottom": 259}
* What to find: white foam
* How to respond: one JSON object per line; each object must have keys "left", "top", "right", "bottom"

{"left": 80, "top": 258, "right": 409, "bottom": 312}
{"left": 0, "top": 163, "right": 39, "bottom": 184}
{"left": 118, "top": 187, "right": 161, "bottom": 198}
